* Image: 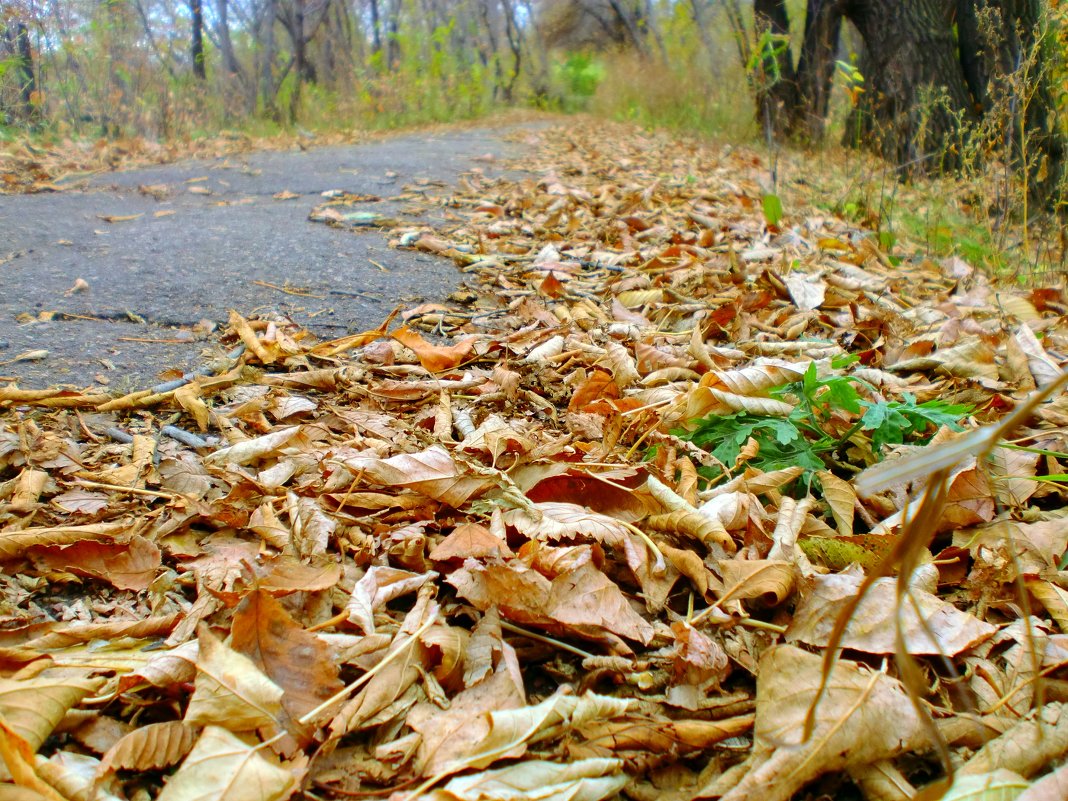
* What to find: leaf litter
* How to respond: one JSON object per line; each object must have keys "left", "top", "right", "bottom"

{"left": 1, "top": 121, "right": 1068, "bottom": 800}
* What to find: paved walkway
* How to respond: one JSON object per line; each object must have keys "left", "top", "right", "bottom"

{"left": 0, "top": 124, "right": 533, "bottom": 389}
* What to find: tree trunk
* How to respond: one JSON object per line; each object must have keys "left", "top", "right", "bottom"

{"left": 386, "top": 0, "right": 401, "bottom": 70}
{"left": 8, "top": 21, "right": 38, "bottom": 120}
{"left": 289, "top": 0, "right": 305, "bottom": 122}
{"left": 190, "top": 0, "right": 206, "bottom": 79}
{"left": 215, "top": 0, "right": 242, "bottom": 75}
{"left": 501, "top": 0, "right": 523, "bottom": 103}
{"left": 843, "top": 0, "right": 975, "bottom": 171}
{"left": 605, "top": 0, "right": 650, "bottom": 58}
{"left": 788, "top": 0, "right": 844, "bottom": 140}
{"left": 259, "top": 0, "right": 280, "bottom": 119}
{"left": 369, "top": 0, "right": 383, "bottom": 61}
{"left": 753, "top": 0, "right": 797, "bottom": 141}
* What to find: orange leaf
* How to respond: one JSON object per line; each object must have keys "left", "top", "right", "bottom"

{"left": 391, "top": 326, "right": 476, "bottom": 372}
{"left": 568, "top": 369, "right": 619, "bottom": 413}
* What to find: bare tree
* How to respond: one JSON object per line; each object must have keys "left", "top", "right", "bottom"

{"left": 190, "top": 0, "right": 206, "bottom": 78}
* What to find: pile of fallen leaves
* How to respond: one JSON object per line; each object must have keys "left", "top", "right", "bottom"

{"left": 2, "top": 122, "right": 1068, "bottom": 801}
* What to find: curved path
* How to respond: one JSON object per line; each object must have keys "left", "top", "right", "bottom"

{"left": 0, "top": 124, "right": 534, "bottom": 389}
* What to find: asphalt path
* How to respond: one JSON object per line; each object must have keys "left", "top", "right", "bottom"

{"left": 0, "top": 123, "right": 534, "bottom": 390}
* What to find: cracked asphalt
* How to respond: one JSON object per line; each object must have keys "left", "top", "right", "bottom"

{"left": 0, "top": 123, "right": 537, "bottom": 390}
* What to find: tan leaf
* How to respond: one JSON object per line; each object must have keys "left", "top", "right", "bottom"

{"left": 33, "top": 751, "right": 105, "bottom": 801}
{"left": 1027, "top": 579, "right": 1068, "bottom": 634}
{"left": 958, "top": 702, "right": 1068, "bottom": 781}
{"left": 987, "top": 446, "right": 1040, "bottom": 507}
{"left": 1013, "top": 324, "right": 1063, "bottom": 388}
{"left": 1018, "top": 761, "right": 1068, "bottom": 801}
{"left": 0, "top": 522, "right": 127, "bottom": 560}
{"left": 98, "top": 213, "right": 142, "bottom": 223}
{"left": 408, "top": 661, "right": 526, "bottom": 777}
{"left": 889, "top": 338, "right": 999, "bottom": 382}
{"left": 717, "top": 560, "right": 796, "bottom": 606}
{"left": 203, "top": 426, "right": 302, "bottom": 466}
{"left": 0, "top": 719, "right": 65, "bottom": 801}
{"left": 327, "top": 598, "right": 437, "bottom": 738}
{"left": 10, "top": 469, "right": 48, "bottom": 512}
{"left": 705, "top": 361, "right": 810, "bottom": 396}
{"left": 787, "top": 572, "right": 996, "bottom": 655}
{"left": 712, "top": 645, "right": 927, "bottom": 801}
{"left": 341, "top": 446, "right": 494, "bottom": 507}
{"left": 184, "top": 626, "right": 285, "bottom": 732}
{"left": 503, "top": 502, "right": 628, "bottom": 545}
{"left": 459, "top": 415, "right": 533, "bottom": 462}
{"left": 115, "top": 641, "right": 198, "bottom": 694}
{"left": 157, "top": 726, "right": 298, "bottom": 801}
{"left": 523, "top": 470, "right": 651, "bottom": 522}
{"left": 174, "top": 382, "right": 210, "bottom": 432}
{"left": 429, "top": 758, "right": 626, "bottom": 801}
{"left": 816, "top": 470, "right": 856, "bottom": 536}
{"left": 0, "top": 675, "right": 103, "bottom": 753}
{"left": 228, "top": 310, "right": 274, "bottom": 365}
{"left": 49, "top": 490, "right": 109, "bottom": 516}
{"left": 435, "top": 693, "right": 633, "bottom": 779}
{"left": 546, "top": 562, "right": 655, "bottom": 645}
{"left": 616, "top": 289, "right": 663, "bottom": 308}
{"left": 27, "top": 616, "right": 181, "bottom": 651}
{"left": 247, "top": 503, "right": 291, "bottom": 550}
{"left": 345, "top": 566, "right": 434, "bottom": 634}
{"left": 783, "top": 271, "right": 826, "bottom": 311}
{"left": 429, "top": 523, "right": 514, "bottom": 562}
{"left": 157, "top": 457, "right": 213, "bottom": 498}
{"left": 708, "top": 388, "right": 794, "bottom": 416}
{"left": 601, "top": 341, "right": 641, "bottom": 388}
{"left": 99, "top": 721, "right": 199, "bottom": 774}
{"left": 231, "top": 590, "right": 343, "bottom": 721}
{"left": 938, "top": 769, "right": 1029, "bottom": 801}
{"left": 258, "top": 555, "right": 341, "bottom": 595}
{"left": 29, "top": 535, "right": 161, "bottom": 591}
{"left": 669, "top": 622, "right": 730, "bottom": 691}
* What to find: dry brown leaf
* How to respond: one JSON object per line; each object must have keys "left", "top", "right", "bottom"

{"left": 230, "top": 590, "right": 343, "bottom": 722}
{"left": 426, "top": 758, "right": 627, "bottom": 801}
{"left": 429, "top": 523, "right": 514, "bottom": 562}
{"left": 0, "top": 522, "right": 128, "bottom": 560}
{"left": 816, "top": 470, "right": 856, "bottom": 536}
{"left": 503, "top": 501, "right": 628, "bottom": 545}
{"left": 98, "top": 721, "right": 199, "bottom": 774}
{"left": 341, "top": 446, "right": 494, "bottom": 507}
{"left": 408, "top": 660, "right": 526, "bottom": 777}
{"left": 711, "top": 645, "right": 927, "bottom": 801}
{"left": 29, "top": 535, "right": 160, "bottom": 591}
{"left": 0, "top": 718, "right": 65, "bottom": 801}
{"left": 1018, "top": 761, "right": 1068, "bottom": 801}
{"left": 204, "top": 426, "right": 302, "bottom": 466}
{"left": 174, "top": 382, "right": 210, "bottom": 432}
{"left": 787, "top": 571, "right": 996, "bottom": 655}
{"left": 958, "top": 702, "right": 1068, "bottom": 780}
{"left": 717, "top": 560, "right": 796, "bottom": 606}
{"left": 184, "top": 626, "right": 285, "bottom": 732}
{"left": 0, "top": 675, "right": 103, "bottom": 755}
{"left": 156, "top": 726, "right": 299, "bottom": 801}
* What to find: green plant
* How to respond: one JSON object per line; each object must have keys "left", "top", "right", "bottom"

{"left": 679, "top": 363, "right": 971, "bottom": 489}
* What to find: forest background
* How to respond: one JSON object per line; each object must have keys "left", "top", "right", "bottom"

{"left": 2, "top": 0, "right": 1067, "bottom": 279}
